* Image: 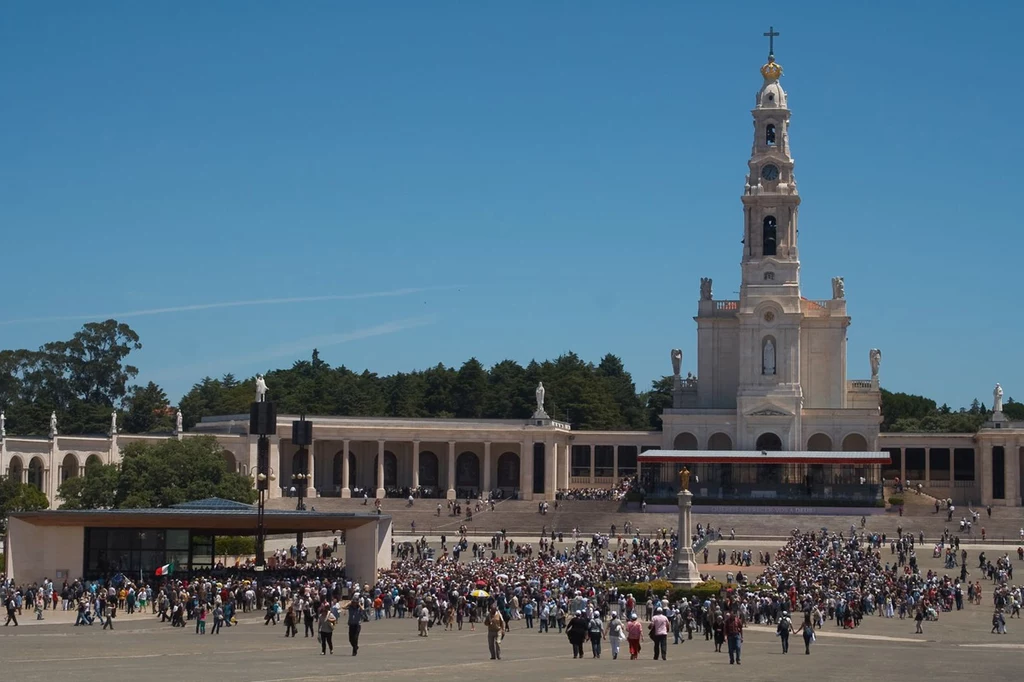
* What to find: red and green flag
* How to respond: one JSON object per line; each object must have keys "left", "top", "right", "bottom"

{"left": 155, "top": 563, "right": 174, "bottom": 576}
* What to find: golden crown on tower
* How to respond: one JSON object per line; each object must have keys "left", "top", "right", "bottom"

{"left": 761, "top": 55, "right": 783, "bottom": 82}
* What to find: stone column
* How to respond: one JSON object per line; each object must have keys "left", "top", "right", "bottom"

{"left": 446, "top": 440, "right": 456, "bottom": 500}
{"left": 306, "top": 441, "right": 317, "bottom": 498}
{"left": 341, "top": 439, "right": 351, "bottom": 498}
{"left": 612, "top": 445, "right": 620, "bottom": 485}
{"left": 670, "top": 488, "right": 701, "bottom": 587}
{"left": 268, "top": 436, "right": 282, "bottom": 499}
{"left": 589, "top": 444, "right": 595, "bottom": 483}
{"left": 520, "top": 438, "right": 531, "bottom": 501}
{"left": 376, "top": 440, "right": 386, "bottom": 500}
{"left": 412, "top": 440, "right": 420, "bottom": 491}
{"left": 899, "top": 448, "right": 905, "bottom": 486}
{"left": 482, "top": 441, "right": 491, "bottom": 495}
{"left": 546, "top": 441, "right": 557, "bottom": 500}
{"left": 980, "top": 443, "right": 992, "bottom": 506}
{"left": 1004, "top": 442, "right": 1019, "bottom": 507}
{"left": 925, "top": 448, "right": 931, "bottom": 486}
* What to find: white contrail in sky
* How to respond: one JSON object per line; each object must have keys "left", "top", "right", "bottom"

{"left": 148, "top": 315, "right": 439, "bottom": 381}
{"left": 0, "top": 286, "right": 455, "bottom": 326}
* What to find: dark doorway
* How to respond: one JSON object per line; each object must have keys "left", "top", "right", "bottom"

{"left": 533, "top": 443, "right": 546, "bottom": 495}
{"left": 755, "top": 432, "right": 783, "bottom": 451}
{"left": 993, "top": 446, "right": 1005, "bottom": 500}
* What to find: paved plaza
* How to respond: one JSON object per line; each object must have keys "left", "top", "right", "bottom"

{"left": 3, "top": 535, "right": 1021, "bottom": 682}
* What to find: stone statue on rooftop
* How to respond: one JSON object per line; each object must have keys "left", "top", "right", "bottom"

{"left": 255, "top": 374, "right": 268, "bottom": 402}
{"left": 671, "top": 349, "right": 682, "bottom": 377}
{"left": 870, "top": 349, "right": 881, "bottom": 378}
{"left": 994, "top": 383, "right": 1004, "bottom": 414}
{"left": 49, "top": 411, "right": 58, "bottom": 439}
{"left": 700, "top": 277, "right": 713, "bottom": 301}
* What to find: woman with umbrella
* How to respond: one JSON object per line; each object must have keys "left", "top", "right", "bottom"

{"left": 470, "top": 588, "right": 489, "bottom": 632}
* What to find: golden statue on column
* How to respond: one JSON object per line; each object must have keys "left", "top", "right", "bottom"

{"left": 679, "top": 466, "right": 691, "bottom": 491}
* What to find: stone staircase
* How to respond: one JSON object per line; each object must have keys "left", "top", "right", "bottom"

{"left": 265, "top": 497, "right": 664, "bottom": 537}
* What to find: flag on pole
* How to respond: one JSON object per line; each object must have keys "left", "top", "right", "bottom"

{"left": 155, "top": 563, "right": 174, "bottom": 576}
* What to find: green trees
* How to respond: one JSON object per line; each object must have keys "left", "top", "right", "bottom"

{"left": 0, "top": 476, "right": 49, "bottom": 534}
{"left": 0, "top": 320, "right": 166, "bottom": 436}
{"left": 57, "top": 436, "right": 257, "bottom": 509}
{"left": 881, "top": 389, "right": 990, "bottom": 433}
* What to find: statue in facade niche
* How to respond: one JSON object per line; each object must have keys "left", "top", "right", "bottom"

{"left": 994, "top": 383, "right": 1004, "bottom": 414}
{"left": 763, "top": 339, "right": 776, "bottom": 375}
{"left": 831, "top": 276, "right": 845, "bottom": 299}
{"left": 700, "top": 277, "right": 713, "bottom": 301}
{"left": 255, "top": 374, "right": 268, "bottom": 402}
{"left": 671, "top": 349, "right": 682, "bottom": 377}
{"left": 870, "top": 349, "right": 882, "bottom": 378}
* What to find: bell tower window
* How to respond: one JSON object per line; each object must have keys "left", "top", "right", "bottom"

{"left": 766, "top": 124, "right": 776, "bottom": 146}
{"left": 762, "top": 216, "right": 777, "bottom": 256}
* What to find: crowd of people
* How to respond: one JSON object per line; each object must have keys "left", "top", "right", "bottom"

{"left": 2, "top": 512, "right": 1020, "bottom": 667}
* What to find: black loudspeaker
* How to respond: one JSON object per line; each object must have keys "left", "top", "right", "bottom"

{"left": 292, "top": 419, "right": 313, "bottom": 446}
{"left": 249, "top": 401, "right": 277, "bottom": 436}
{"left": 256, "top": 437, "right": 270, "bottom": 491}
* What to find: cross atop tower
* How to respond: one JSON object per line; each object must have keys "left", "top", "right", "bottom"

{"left": 763, "top": 26, "right": 780, "bottom": 57}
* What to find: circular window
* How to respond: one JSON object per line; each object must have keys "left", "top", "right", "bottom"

{"left": 764, "top": 311, "right": 775, "bottom": 322}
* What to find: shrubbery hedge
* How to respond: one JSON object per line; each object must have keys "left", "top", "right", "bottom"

{"left": 216, "top": 536, "right": 256, "bottom": 557}
{"left": 887, "top": 496, "right": 904, "bottom": 507}
{"left": 612, "top": 578, "right": 724, "bottom": 603}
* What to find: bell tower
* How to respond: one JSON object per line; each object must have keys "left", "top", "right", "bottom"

{"left": 734, "top": 30, "right": 804, "bottom": 449}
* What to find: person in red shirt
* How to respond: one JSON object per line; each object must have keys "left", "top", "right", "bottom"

{"left": 725, "top": 611, "right": 743, "bottom": 665}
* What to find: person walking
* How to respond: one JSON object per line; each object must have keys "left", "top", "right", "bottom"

{"left": 625, "top": 613, "right": 644, "bottom": 659}
{"left": 283, "top": 604, "right": 298, "bottom": 637}
{"left": 303, "top": 600, "right": 315, "bottom": 638}
{"left": 650, "top": 607, "right": 669, "bottom": 660}
{"left": 318, "top": 603, "right": 337, "bottom": 654}
{"left": 777, "top": 610, "right": 792, "bottom": 654}
{"left": 102, "top": 602, "right": 116, "bottom": 630}
{"left": 914, "top": 607, "right": 925, "bottom": 634}
{"left": 347, "top": 596, "right": 364, "bottom": 656}
{"left": 485, "top": 604, "right": 504, "bottom": 660}
{"left": 4, "top": 594, "right": 18, "bottom": 627}
{"left": 800, "top": 613, "right": 815, "bottom": 654}
{"left": 210, "top": 604, "right": 224, "bottom": 634}
{"left": 587, "top": 611, "right": 605, "bottom": 658}
{"left": 608, "top": 613, "right": 625, "bottom": 660}
{"left": 725, "top": 610, "right": 743, "bottom": 665}
{"left": 566, "top": 610, "right": 589, "bottom": 659}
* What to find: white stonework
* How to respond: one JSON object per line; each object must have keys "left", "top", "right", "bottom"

{"left": 663, "top": 53, "right": 880, "bottom": 457}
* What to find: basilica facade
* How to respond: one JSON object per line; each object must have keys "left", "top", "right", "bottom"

{"left": 3, "top": 49, "right": 1023, "bottom": 509}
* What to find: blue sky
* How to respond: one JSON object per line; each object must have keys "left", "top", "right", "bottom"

{"left": 1, "top": 2, "right": 1021, "bottom": 408}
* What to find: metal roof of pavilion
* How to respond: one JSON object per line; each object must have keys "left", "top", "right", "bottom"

{"left": 170, "top": 497, "right": 255, "bottom": 510}
{"left": 9, "top": 506, "right": 390, "bottom": 533}
{"left": 637, "top": 450, "right": 890, "bottom": 465}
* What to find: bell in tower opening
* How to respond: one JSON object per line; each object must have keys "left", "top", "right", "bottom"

{"left": 766, "top": 124, "right": 776, "bottom": 146}
{"left": 762, "top": 216, "right": 777, "bottom": 256}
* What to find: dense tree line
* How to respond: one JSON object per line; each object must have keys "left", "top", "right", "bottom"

{"left": 1, "top": 321, "right": 1020, "bottom": 440}
{"left": 178, "top": 349, "right": 657, "bottom": 431}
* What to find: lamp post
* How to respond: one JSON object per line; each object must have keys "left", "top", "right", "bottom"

{"left": 291, "top": 415, "right": 313, "bottom": 562}
{"left": 250, "top": 396, "right": 277, "bottom": 570}
{"left": 292, "top": 471, "right": 307, "bottom": 560}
